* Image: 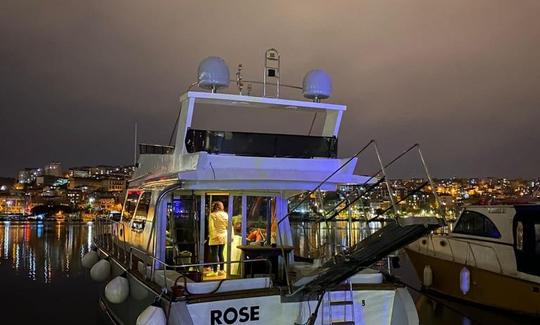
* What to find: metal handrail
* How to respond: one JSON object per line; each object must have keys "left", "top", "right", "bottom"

{"left": 127, "top": 245, "right": 271, "bottom": 272}
{"left": 450, "top": 237, "right": 504, "bottom": 274}
{"left": 186, "top": 79, "right": 303, "bottom": 93}
{"left": 425, "top": 235, "right": 504, "bottom": 274}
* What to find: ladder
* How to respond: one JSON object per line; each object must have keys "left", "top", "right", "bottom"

{"left": 323, "top": 279, "right": 356, "bottom": 325}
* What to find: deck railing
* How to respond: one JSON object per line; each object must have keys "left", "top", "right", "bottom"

{"left": 420, "top": 235, "right": 504, "bottom": 274}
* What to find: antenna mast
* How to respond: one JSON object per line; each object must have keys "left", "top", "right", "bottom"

{"left": 133, "top": 123, "right": 138, "bottom": 166}
{"left": 263, "top": 48, "right": 280, "bottom": 97}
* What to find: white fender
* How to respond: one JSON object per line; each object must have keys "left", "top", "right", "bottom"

{"left": 105, "top": 275, "right": 129, "bottom": 304}
{"left": 423, "top": 265, "right": 433, "bottom": 287}
{"left": 82, "top": 250, "right": 99, "bottom": 268}
{"left": 90, "top": 259, "right": 111, "bottom": 282}
{"left": 136, "top": 303, "right": 166, "bottom": 325}
{"left": 460, "top": 266, "right": 470, "bottom": 295}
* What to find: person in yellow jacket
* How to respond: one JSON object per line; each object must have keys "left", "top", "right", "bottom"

{"left": 208, "top": 201, "right": 229, "bottom": 276}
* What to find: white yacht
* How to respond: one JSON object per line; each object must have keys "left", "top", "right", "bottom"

{"left": 85, "top": 50, "right": 442, "bottom": 325}
{"left": 406, "top": 204, "right": 540, "bottom": 316}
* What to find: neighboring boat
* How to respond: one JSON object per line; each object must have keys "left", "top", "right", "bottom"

{"left": 406, "top": 204, "right": 540, "bottom": 317}
{"left": 88, "top": 51, "right": 442, "bottom": 325}
{"left": 27, "top": 214, "right": 45, "bottom": 221}
{"left": 66, "top": 212, "right": 82, "bottom": 222}
{"left": 0, "top": 213, "right": 26, "bottom": 222}
{"left": 55, "top": 211, "right": 66, "bottom": 222}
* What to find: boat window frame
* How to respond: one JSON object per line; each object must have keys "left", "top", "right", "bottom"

{"left": 131, "top": 191, "right": 152, "bottom": 231}
{"left": 453, "top": 210, "right": 502, "bottom": 239}
{"left": 163, "top": 191, "right": 199, "bottom": 266}
{"left": 120, "top": 189, "right": 142, "bottom": 223}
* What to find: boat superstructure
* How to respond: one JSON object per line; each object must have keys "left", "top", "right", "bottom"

{"left": 87, "top": 52, "right": 442, "bottom": 325}
{"left": 406, "top": 204, "right": 540, "bottom": 316}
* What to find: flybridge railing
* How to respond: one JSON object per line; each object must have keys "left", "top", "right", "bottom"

{"left": 276, "top": 140, "right": 391, "bottom": 228}
{"left": 321, "top": 143, "right": 444, "bottom": 224}
{"left": 279, "top": 141, "right": 446, "bottom": 293}
{"left": 277, "top": 139, "right": 393, "bottom": 292}
{"left": 280, "top": 141, "right": 438, "bottom": 228}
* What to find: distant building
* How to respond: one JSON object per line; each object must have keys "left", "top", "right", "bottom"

{"left": 17, "top": 168, "right": 42, "bottom": 184}
{"left": 66, "top": 189, "right": 85, "bottom": 206}
{"left": 94, "top": 194, "right": 120, "bottom": 212}
{"left": 36, "top": 175, "right": 68, "bottom": 187}
{"left": 44, "top": 162, "right": 62, "bottom": 177}
{"left": 100, "top": 178, "right": 126, "bottom": 192}
{"left": 68, "top": 165, "right": 134, "bottom": 179}
{"left": 68, "top": 177, "right": 101, "bottom": 192}
{"left": 68, "top": 167, "right": 91, "bottom": 178}
{"left": 89, "top": 165, "right": 135, "bottom": 178}
{"left": 0, "top": 195, "right": 26, "bottom": 214}
{"left": 0, "top": 177, "right": 14, "bottom": 192}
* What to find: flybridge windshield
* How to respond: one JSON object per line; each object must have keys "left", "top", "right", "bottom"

{"left": 185, "top": 129, "right": 338, "bottom": 158}
{"left": 175, "top": 92, "right": 345, "bottom": 142}
{"left": 191, "top": 103, "right": 328, "bottom": 136}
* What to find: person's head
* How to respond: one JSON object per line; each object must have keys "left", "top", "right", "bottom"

{"left": 211, "top": 201, "right": 224, "bottom": 212}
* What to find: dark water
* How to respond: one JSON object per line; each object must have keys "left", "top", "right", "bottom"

{"left": 0, "top": 222, "right": 536, "bottom": 324}
{"left": 0, "top": 221, "right": 107, "bottom": 324}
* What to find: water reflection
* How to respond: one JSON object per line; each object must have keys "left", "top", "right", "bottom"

{"left": 0, "top": 221, "right": 92, "bottom": 281}
{"left": 291, "top": 220, "right": 379, "bottom": 259}
{"left": 0, "top": 222, "right": 106, "bottom": 324}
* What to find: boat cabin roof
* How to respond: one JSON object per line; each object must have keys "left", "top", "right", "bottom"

{"left": 131, "top": 91, "right": 368, "bottom": 191}
{"left": 451, "top": 204, "right": 540, "bottom": 244}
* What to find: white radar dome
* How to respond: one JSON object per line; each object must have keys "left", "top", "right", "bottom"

{"left": 198, "top": 56, "right": 230, "bottom": 90}
{"left": 302, "top": 69, "right": 332, "bottom": 100}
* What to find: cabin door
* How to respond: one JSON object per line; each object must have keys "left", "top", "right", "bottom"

{"left": 200, "top": 194, "right": 281, "bottom": 279}
{"left": 162, "top": 191, "right": 199, "bottom": 267}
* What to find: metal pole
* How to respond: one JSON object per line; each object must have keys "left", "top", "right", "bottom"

{"left": 373, "top": 142, "right": 398, "bottom": 216}
{"left": 417, "top": 146, "right": 445, "bottom": 222}
{"left": 133, "top": 123, "right": 138, "bottom": 166}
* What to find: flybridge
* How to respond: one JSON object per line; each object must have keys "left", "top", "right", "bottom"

{"left": 131, "top": 51, "right": 361, "bottom": 189}
{"left": 172, "top": 91, "right": 346, "bottom": 157}
{"left": 131, "top": 90, "right": 359, "bottom": 189}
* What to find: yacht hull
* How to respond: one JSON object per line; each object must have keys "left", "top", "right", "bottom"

{"left": 405, "top": 248, "right": 540, "bottom": 317}
{"left": 98, "top": 257, "right": 419, "bottom": 325}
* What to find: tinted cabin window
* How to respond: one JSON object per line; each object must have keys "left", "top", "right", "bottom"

{"left": 131, "top": 192, "right": 151, "bottom": 231}
{"left": 122, "top": 191, "right": 140, "bottom": 222}
{"left": 535, "top": 224, "right": 540, "bottom": 255}
{"left": 454, "top": 210, "right": 501, "bottom": 239}
{"left": 134, "top": 192, "right": 151, "bottom": 219}
{"left": 165, "top": 194, "right": 198, "bottom": 266}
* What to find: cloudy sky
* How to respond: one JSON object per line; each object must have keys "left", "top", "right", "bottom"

{"left": 1, "top": 0, "right": 539, "bottom": 178}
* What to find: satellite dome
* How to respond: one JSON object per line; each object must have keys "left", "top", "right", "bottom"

{"left": 302, "top": 69, "right": 332, "bottom": 100}
{"left": 197, "top": 56, "right": 230, "bottom": 91}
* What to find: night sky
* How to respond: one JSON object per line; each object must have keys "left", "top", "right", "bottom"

{"left": 1, "top": 1, "right": 540, "bottom": 178}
